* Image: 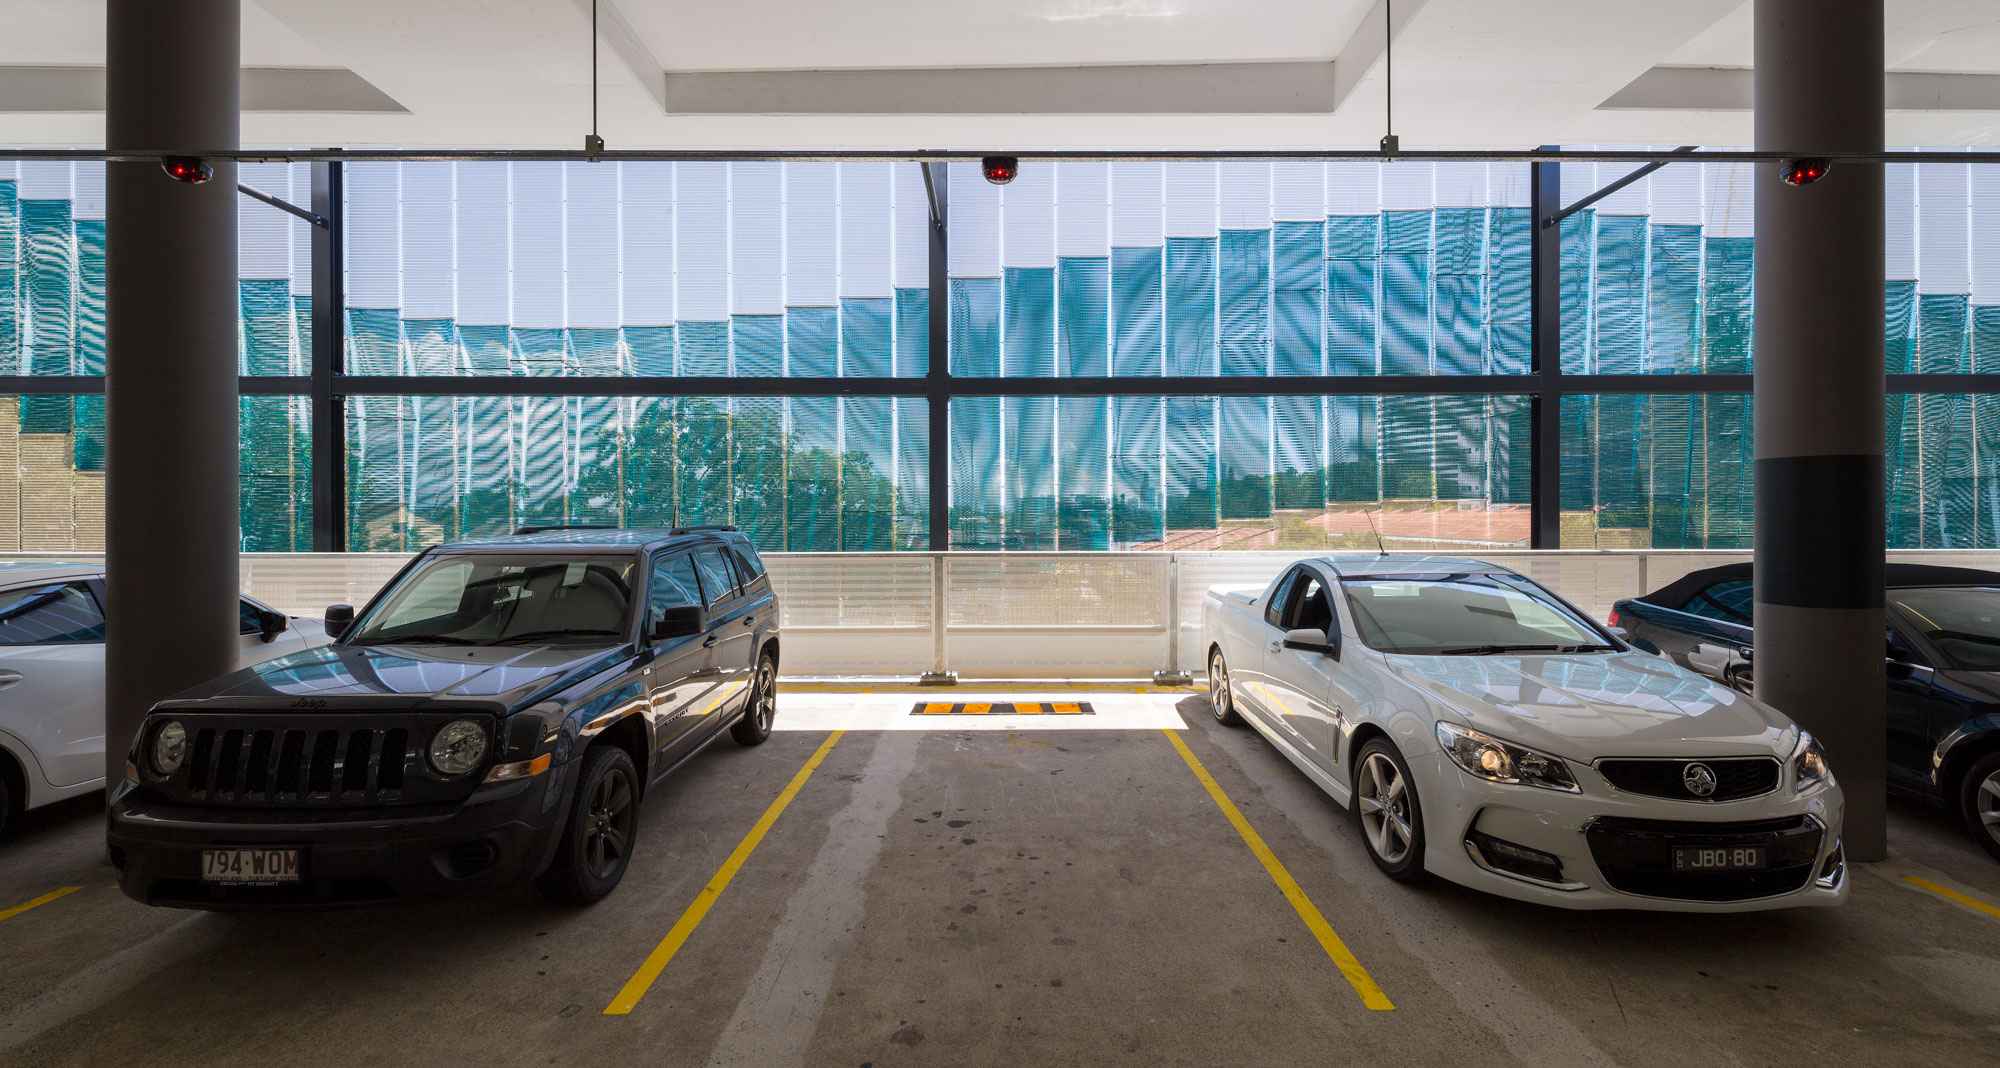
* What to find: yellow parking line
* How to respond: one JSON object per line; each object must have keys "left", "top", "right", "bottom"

{"left": 1162, "top": 729, "right": 1394, "bottom": 1011}
{"left": 604, "top": 730, "right": 845, "bottom": 1015}
{"left": 1902, "top": 876, "right": 2000, "bottom": 921}
{"left": 0, "top": 886, "right": 82, "bottom": 923}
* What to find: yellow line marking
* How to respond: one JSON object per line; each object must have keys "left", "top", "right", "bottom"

{"left": 604, "top": 730, "right": 845, "bottom": 1015}
{"left": 922, "top": 702, "right": 953, "bottom": 715}
{"left": 0, "top": 886, "right": 82, "bottom": 923}
{"left": 1161, "top": 729, "right": 1394, "bottom": 1011}
{"left": 1052, "top": 702, "right": 1081, "bottom": 715}
{"left": 963, "top": 703, "right": 992, "bottom": 715}
{"left": 1902, "top": 876, "right": 2000, "bottom": 920}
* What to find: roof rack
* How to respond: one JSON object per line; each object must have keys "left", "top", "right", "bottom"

{"left": 511, "top": 524, "right": 617, "bottom": 536}
{"left": 668, "top": 524, "right": 739, "bottom": 535}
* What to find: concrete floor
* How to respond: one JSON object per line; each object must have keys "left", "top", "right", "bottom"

{"left": 3, "top": 689, "right": 1999, "bottom": 1067}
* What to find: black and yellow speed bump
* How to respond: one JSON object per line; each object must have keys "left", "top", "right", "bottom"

{"left": 911, "top": 701, "right": 1095, "bottom": 716}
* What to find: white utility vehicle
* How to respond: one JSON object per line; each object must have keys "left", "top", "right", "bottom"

{"left": 1201, "top": 555, "right": 1847, "bottom": 911}
{"left": 0, "top": 562, "right": 327, "bottom": 833}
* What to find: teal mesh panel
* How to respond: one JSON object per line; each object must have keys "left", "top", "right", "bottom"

{"left": 1702, "top": 237, "right": 1754, "bottom": 373}
{"left": 786, "top": 397, "right": 840, "bottom": 550}
{"left": 1646, "top": 394, "right": 1701, "bottom": 547}
{"left": 1004, "top": 266, "right": 1056, "bottom": 378}
{"left": 1057, "top": 395, "right": 1110, "bottom": 549}
{"left": 1559, "top": 394, "right": 1596, "bottom": 513}
{"left": 239, "top": 395, "right": 311, "bottom": 551}
{"left": 624, "top": 326, "right": 675, "bottom": 377}
{"left": 1594, "top": 395, "right": 1646, "bottom": 528}
{"left": 1217, "top": 396, "right": 1271, "bottom": 520}
{"left": 0, "top": 182, "right": 17, "bottom": 373}
{"left": 1432, "top": 208, "right": 1484, "bottom": 375}
{"left": 1884, "top": 280, "right": 1918, "bottom": 376}
{"left": 950, "top": 396, "right": 1003, "bottom": 549}
{"left": 786, "top": 307, "right": 838, "bottom": 377}
{"left": 459, "top": 324, "right": 512, "bottom": 374}
{"left": 733, "top": 314, "right": 785, "bottom": 377}
{"left": 512, "top": 327, "right": 566, "bottom": 377}
{"left": 1057, "top": 257, "right": 1108, "bottom": 377}
{"left": 894, "top": 288, "right": 929, "bottom": 378}
{"left": 1647, "top": 224, "right": 1702, "bottom": 373}
{"left": 1592, "top": 215, "right": 1646, "bottom": 374}
{"left": 841, "top": 297, "right": 893, "bottom": 378}
{"left": 71, "top": 393, "right": 103, "bottom": 472}
{"left": 345, "top": 308, "right": 400, "bottom": 374}
{"left": 240, "top": 279, "right": 298, "bottom": 376}
{"left": 1272, "top": 395, "right": 1324, "bottom": 511}
{"left": 678, "top": 320, "right": 730, "bottom": 377}
{"left": 1005, "top": 396, "right": 1056, "bottom": 548}
{"left": 75, "top": 218, "right": 105, "bottom": 375}
{"left": 402, "top": 318, "right": 457, "bottom": 376}
{"left": 1918, "top": 293, "right": 1970, "bottom": 374}
{"left": 19, "top": 394, "right": 71, "bottom": 433}
{"left": 892, "top": 397, "right": 929, "bottom": 550}
{"left": 1110, "top": 246, "right": 1163, "bottom": 377}
{"left": 1324, "top": 396, "right": 1379, "bottom": 504}
{"left": 841, "top": 396, "right": 895, "bottom": 551}
{"left": 1163, "top": 396, "right": 1217, "bottom": 532}
{"left": 730, "top": 397, "right": 787, "bottom": 547}
{"left": 1325, "top": 216, "right": 1379, "bottom": 375}
{"left": 1218, "top": 230, "right": 1270, "bottom": 376}
{"left": 23, "top": 200, "right": 75, "bottom": 375}
{"left": 677, "top": 400, "right": 733, "bottom": 526}
{"left": 1111, "top": 396, "right": 1164, "bottom": 545}
{"left": 950, "top": 277, "right": 1000, "bottom": 377}
{"left": 1486, "top": 208, "right": 1531, "bottom": 374}
{"left": 1380, "top": 395, "right": 1432, "bottom": 499}
{"left": 1380, "top": 211, "right": 1431, "bottom": 375}
{"left": 1558, "top": 213, "right": 1594, "bottom": 374}
{"left": 1272, "top": 222, "right": 1324, "bottom": 376}
{"left": 1165, "top": 238, "right": 1217, "bottom": 376}
{"left": 568, "top": 327, "right": 622, "bottom": 376}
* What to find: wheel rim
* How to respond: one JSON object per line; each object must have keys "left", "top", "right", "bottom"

{"left": 1356, "top": 752, "right": 1414, "bottom": 864}
{"left": 1209, "top": 653, "right": 1231, "bottom": 720}
{"left": 584, "top": 767, "right": 635, "bottom": 880}
{"left": 1979, "top": 770, "right": 2000, "bottom": 849}
{"left": 754, "top": 661, "right": 776, "bottom": 732}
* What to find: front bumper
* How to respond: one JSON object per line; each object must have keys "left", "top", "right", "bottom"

{"left": 107, "top": 760, "right": 577, "bottom": 910}
{"left": 1415, "top": 751, "right": 1848, "bottom": 912}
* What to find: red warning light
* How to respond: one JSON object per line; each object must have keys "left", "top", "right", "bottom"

{"left": 160, "top": 156, "right": 214, "bottom": 184}
{"left": 981, "top": 156, "right": 1019, "bottom": 185}
{"left": 1778, "top": 157, "right": 1830, "bottom": 186}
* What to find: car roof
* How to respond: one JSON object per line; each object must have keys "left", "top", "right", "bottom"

{"left": 433, "top": 526, "right": 747, "bottom": 553}
{"left": 0, "top": 560, "right": 103, "bottom": 585}
{"left": 1307, "top": 554, "right": 1519, "bottom": 579}
{"left": 1633, "top": 561, "right": 2000, "bottom": 608}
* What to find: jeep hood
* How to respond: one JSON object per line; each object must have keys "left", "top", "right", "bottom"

{"left": 165, "top": 642, "right": 629, "bottom": 710}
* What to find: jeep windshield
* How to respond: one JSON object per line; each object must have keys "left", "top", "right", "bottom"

{"left": 347, "top": 554, "right": 637, "bottom": 647}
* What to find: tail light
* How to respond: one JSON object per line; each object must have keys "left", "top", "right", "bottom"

{"left": 1606, "top": 609, "right": 1621, "bottom": 627}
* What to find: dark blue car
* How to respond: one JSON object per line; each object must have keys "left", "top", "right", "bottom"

{"left": 1611, "top": 562, "right": 2000, "bottom": 866}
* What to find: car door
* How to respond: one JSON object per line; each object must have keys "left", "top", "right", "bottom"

{"left": 642, "top": 550, "right": 716, "bottom": 772}
{"left": 688, "top": 545, "right": 754, "bottom": 734}
{"left": 1882, "top": 613, "right": 1950, "bottom": 793}
{"left": 1231, "top": 568, "right": 1299, "bottom": 723}
{"left": 0, "top": 579, "right": 110, "bottom": 788}
{"left": 1259, "top": 567, "right": 1343, "bottom": 768}
{"left": 1645, "top": 579, "right": 1756, "bottom": 685}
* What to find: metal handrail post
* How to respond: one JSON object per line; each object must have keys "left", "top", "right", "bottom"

{"left": 1154, "top": 553, "right": 1193, "bottom": 685}
{"left": 919, "top": 551, "right": 956, "bottom": 685}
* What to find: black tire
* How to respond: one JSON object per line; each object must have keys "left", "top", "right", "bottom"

{"left": 1959, "top": 750, "right": 2000, "bottom": 865}
{"left": 0, "top": 769, "right": 11, "bottom": 838}
{"left": 537, "top": 745, "right": 640, "bottom": 906}
{"left": 730, "top": 652, "right": 777, "bottom": 746}
{"left": 1207, "top": 647, "right": 1245, "bottom": 727}
{"left": 1352, "top": 737, "right": 1427, "bottom": 883}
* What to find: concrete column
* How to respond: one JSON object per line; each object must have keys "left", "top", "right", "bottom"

{"left": 1753, "top": 0, "right": 1887, "bottom": 860}
{"left": 103, "top": 0, "right": 241, "bottom": 787}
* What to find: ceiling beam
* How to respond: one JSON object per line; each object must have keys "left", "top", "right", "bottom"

{"left": 1604, "top": 67, "right": 2000, "bottom": 112}
{"left": 1330, "top": 0, "right": 1431, "bottom": 115}
{"left": 0, "top": 66, "right": 404, "bottom": 114}
{"left": 567, "top": 0, "right": 667, "bottom": 114}
{"left": 660, "top": 62, "right": 1338, "bottom": 116}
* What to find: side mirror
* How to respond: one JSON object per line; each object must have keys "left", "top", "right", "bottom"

{"left": 651, "top": 604, "right": 706, "bottom": 642}
{"left": 1606, "top": 625, "right": 1631, "bottom": 642}
{"left": 1885, "top": 632, "right": 1913, "bottom": 662}
{"left": 1282, "top": 627, "right": 1334, "bottom": 657}
{"left": 257, "top": 608, "right": 288, "bottom": 644}
{"left": 324, "top": 604, "right": 355, "bottom": 641}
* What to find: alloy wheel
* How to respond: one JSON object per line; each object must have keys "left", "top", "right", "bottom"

{"left": 584, "top": 766, "right": 635, "bottom": 880}
{"left": 1209, "top": 653, "right": 1232, "bottom": 721}
{"left": 754, "top": 661, "right": 776, "bottom": 731}
{"left": 1356, "top": 752, "right": 1414, "bottom": 864}
{"left": 1980, "top": 770, "right": 2000, "bottom": 849}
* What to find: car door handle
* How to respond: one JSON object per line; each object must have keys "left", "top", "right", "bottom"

{"left": 0, "top": 670, "right": 20, "bottom": 686}
{"left": 1267, "top": 640, "right": 1282, "bottom": 653}
{"left": 702, "top": 635, "right": 719, "bottom": 648}
{"left": 742, "top": 615, "right": 755, "bottom": 627}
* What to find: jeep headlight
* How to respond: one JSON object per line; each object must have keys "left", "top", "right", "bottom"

{"left": 151, "top": 720, "right": 188, "bottom": 776}
{"left": 1435, "top": 721, "right": 1579, "bottom": 792}
{"left": 428, "top": 719, "right": 489, "bottom": 778}
{"left": 1793, "top": 731, "right": 1832, "bottom": 792}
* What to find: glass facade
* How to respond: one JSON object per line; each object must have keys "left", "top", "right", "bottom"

{"left": 0, "top": 154, "right": 1996, "bottom": 554}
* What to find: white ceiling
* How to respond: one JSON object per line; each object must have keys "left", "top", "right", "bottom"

{"left": 0, "top": 0, "right": 1994, "bottom": 150}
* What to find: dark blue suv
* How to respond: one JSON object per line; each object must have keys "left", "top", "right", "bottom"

{"left": 109, "top": 526, "right": 780, "bottom": 908}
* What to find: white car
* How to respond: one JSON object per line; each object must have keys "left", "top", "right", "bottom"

{"left": 1201, "top": 555, "right": 1847, "bottom": 912}
{"left": 0, "top": 562, "right": 328, "bottom": 833}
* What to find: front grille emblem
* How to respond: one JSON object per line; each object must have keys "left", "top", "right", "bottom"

{"left": 1683, "top": 762, "right": 1718, "bottom": 797}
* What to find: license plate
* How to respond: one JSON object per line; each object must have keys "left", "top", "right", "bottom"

{"left": 1673, "top": 845, "right": 1766, "bottom": 872}
{"left": 200, "top": 849, "right": 301, "bottom": 885}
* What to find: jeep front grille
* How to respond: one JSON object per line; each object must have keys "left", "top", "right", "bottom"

{"left": 159, "top": 714, "right": 485, "bottom": 807}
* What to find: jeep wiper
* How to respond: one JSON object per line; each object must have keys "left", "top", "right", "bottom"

{"left": 485, "top": 629, "right": 624, "bottom": 645}
{"left": 353, "top": 633, "right": 481, "bottom": 646}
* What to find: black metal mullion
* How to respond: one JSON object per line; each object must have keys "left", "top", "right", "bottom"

{"left": 924, "top": 162, "right": 951, "bottom": 552}
{"left": 1529, "top": 152, "right": 1562, "bottom": 549}
{"left": 310, "top": 160, "right": 345, "bottom": 553}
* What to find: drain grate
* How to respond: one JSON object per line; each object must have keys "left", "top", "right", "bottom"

{"left": 910, "top": 702, "right": 1095, "bottom": 716}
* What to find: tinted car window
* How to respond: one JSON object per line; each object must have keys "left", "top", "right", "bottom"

{"left": 1266, "top": 569, "right": 1299, "bottom": 629}
{"left": 1892, "top": 587, "right": 2000, "bottom": 670}
{"left": 1287, "top": 575, "right": 1334, "bottom": 634}
{"left": 1680, "top": 579, "right": 1753, "bottom": 625}
{"left": 729, "top": 546, "right": 765, "bottom": 585}
{"left": 694, "top": 547, "right": 739, "bottom": 608}
{"left": 0, "top": 582, "right": 106, "bottom": 644}
{"left": 239, "top": 599, "right": 271, "bottom": 636}
{"left": 649, "top": 553, "right": 702, "bottom": 625}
